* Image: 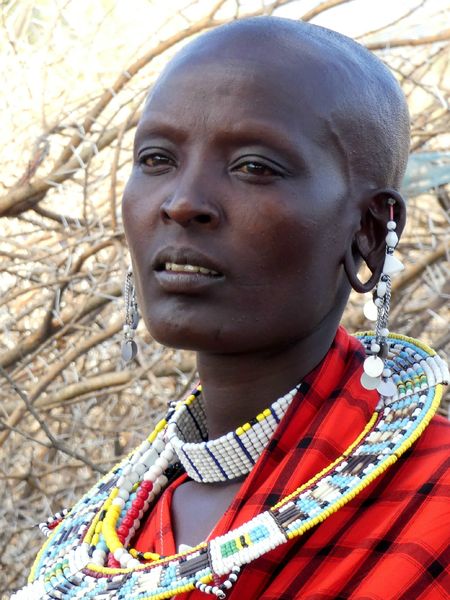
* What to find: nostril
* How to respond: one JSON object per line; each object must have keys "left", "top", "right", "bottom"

{"left": 160, "top": 197, "right": 219, "bottom": 227}
{"left": 161, "top": 209, "right": 172, "bottom": 223}
{"left": 196, "top": 214, "right": 212, "bottom": 224}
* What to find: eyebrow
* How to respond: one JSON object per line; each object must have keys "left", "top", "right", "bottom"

{"left": 135, "top": 115, "right": 309, "bottom": 171}
{"left": 134, "top": 114, "right": 190, "bottom": 145}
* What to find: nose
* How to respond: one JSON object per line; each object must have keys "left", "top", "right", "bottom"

{"left": 160, "top": 174, "right": 221, "bottom": 228}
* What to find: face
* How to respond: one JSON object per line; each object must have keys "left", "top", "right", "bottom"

{"left": 122, "top": 52, "right": 359, "bottom": 354}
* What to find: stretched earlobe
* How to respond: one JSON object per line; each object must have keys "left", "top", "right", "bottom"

{"left": 344, "top": 189, "right": 406, "bottom": 294}
{"left": 343, "top": 244, "right": 382, "bottom": 293}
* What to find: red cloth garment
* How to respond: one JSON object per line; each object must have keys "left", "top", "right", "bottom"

{"left": 135, "top": 327, "right": 450, "bottom": 599}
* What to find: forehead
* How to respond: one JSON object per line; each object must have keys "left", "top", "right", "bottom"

{"left": 139, "top": 55, "right": 341, "bottom": 146}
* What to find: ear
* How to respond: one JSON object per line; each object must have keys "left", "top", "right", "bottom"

{"left": 344, "top": 189, "right": 406, "bottom": 294}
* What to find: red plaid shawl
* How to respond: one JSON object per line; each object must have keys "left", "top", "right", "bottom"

{"left": 136, "top": 327, "right": 450, "bottom": 599}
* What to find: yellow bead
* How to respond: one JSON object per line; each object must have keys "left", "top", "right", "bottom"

{"left": 242, "top": 422, "right": 251, "bottom": 432}
{"left": 263, "top": 408, "right": 271, "bottom": 417}
{"left": 236, "top": 427, "right": 244, "bottom": 436}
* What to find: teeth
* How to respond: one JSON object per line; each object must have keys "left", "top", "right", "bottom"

{"left": 165, "top": 262, "right": 219, "bottom": 276}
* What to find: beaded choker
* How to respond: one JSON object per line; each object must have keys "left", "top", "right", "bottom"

{"left": 14, "top": 334, "right": 448, "bottom": 600}
{"left": 166, "top": 384, "right": 300, "bottom": 483}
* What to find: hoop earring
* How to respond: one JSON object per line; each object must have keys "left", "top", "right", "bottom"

{"left": 360, "top": 198, "right": 404, "bottom": 393}
{"left": 121, "top": 268, "right": 139, "bottom": 362}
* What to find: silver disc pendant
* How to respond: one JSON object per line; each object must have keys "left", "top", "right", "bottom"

{"left": 363, "top": 300, "right": 378, "bottom": 322}
{"left": 377, "top": 379, "right": 397, "bottom": 398}
{"left": 360, "top": 372, "right": 381, "bottom": 390}
{"left": 121, "top": 339, "right": 137, "bottom": 362}
{"left": 363, "top": 355, "right": 384, "bottom": 378}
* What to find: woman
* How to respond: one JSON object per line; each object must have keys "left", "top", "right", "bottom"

{"left": 15, "top": 17, "right": 449, "bottom": 600}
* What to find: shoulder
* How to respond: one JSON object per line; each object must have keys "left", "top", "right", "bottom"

{"left": 411, "top": 415, "right": 450, "bottom": 485}
{"left": 397, "top": 415, "right": 450, "bottom": 485}
{"left": 414, "top": 414, "right": 450, "bottom": 457}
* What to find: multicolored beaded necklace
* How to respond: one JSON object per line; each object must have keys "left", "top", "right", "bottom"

{"left": 13, "top": 333, "right": 448, "bottom": 600}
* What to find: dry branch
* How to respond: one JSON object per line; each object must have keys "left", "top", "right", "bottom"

{"left": 1, "top": 1, "right": 448, "bottom": 595}
{"left": 366, "top": 28, "right": 450, "bottom": 50}
{"left": 0, "top": 318, "right": 122, "bottom": 447}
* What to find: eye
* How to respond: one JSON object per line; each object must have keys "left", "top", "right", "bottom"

{"left": 138, "top": 151, "right": 176, "bottom": 173}
{"left": 237, "top": 162, "right": 277, "bottom": 176}
{"left": 230, "top": 156, "right": 284, "bottom": 182}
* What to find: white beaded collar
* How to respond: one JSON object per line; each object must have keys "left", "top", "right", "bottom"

{"left": 166, "top": 384, "right": 301, "bottom": 483}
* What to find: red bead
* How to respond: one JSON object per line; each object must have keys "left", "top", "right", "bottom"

{"left": 128, "top": 507, "right": 140, "bottom": 520}
{"left": 121, "top": 515, "right": 134, "bottom": 528}
{"left": 107, "top": 553, "right": 120, "bottom": 568}
{"left": 117, "top": 525, "right": 128, "bottom": 538}
{"left": 133, "top": 497, "right": 145, "bottom": 511}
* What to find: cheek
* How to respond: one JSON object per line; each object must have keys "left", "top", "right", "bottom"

{"left": 122, "top": 176, "right": 159, "bottom": 253}
{"left": 231, "top": 200, "right": 320, "bottom": 274}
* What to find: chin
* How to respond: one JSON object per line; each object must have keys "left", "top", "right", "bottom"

{"left": 146, "top": 315, "right": 221, "bottom": 352}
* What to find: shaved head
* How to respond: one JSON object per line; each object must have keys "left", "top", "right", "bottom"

{"left": 152, "top": 16, "right": 410, "bottom": 192}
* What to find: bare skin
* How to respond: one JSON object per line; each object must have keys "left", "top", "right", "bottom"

{"left": 171, "top": 479, "right": 245, "bottom": 548}
{"left": 122, "top": 19, "right": 407, "bottom": 549}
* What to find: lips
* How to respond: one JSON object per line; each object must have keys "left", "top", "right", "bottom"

{"left": 153, "top": 247, "right": 223, "bottom": 275}
{"left": 164, "top": 262, "right": 220, "bottom": 276}
{"left": 152, "top": 247, "right": 224, "bottom": 293}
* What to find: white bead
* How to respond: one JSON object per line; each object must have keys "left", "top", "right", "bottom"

{"left": 385, "top": 231, "right": 398, "bottom": 248}
{"left": 140, "top": 440, "right": 151, "bottom": 452}
{"left": 119, "top": 553, "right": 133, "bottom": 568}
{"left": 140, "top": 448, "right": 158, "bottom": 467}
{"left": 376, "top": 281, "right": 387, "bottom": 297}
{"left": 382, "top": 253, "right": 404, "bottom": 276}
{"left": 117, "top": 489, "right": 130, "bottom": 501}
{"left": 127, "top": 471, "right": 139, "bottom": 484}
{"left": 112, "top": 497, "right": 126, "bottom": 509}
{"left": 156, "top": 457, "right": 169, "bottom": 471}
{"left": 153, "top": 438, "right": 165, "bottom": 452}
{"left": 149, "top": 465, "right": 163, "bottom": 478}
{"left": 387, "top": 220, "right": 396, "bottom": 230}
{"left": 380, "top": 328, "right": 389, "bottom": 337}
{"left": 128, "top": 558, "right": 141, "bottom": 568}
{"left": 370, "top": 343, "right": 381, "bottom": 353}
{"left": 113, "top": 548, "right": 125, "bottom": 561}
{"left": 160, "top": 448, "right": 174, "bottom": 462}
{"left": 134, "top": 463, "right": 147, "bottom": 476}
{"left": 118, "top": 478, "right": 133, "bottom": 492}
{"left": 374, "top": 297, "right": 383, "bottom": 307}
{"left": 92, "top": 549, "right": 106, "bottom": 564}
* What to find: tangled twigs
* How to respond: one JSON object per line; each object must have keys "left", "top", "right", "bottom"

{"left": 0, "top": 1, "right": 449, "bottom": 596}
{"left": 0, "top": 365, "right": 106, "bottom": 474}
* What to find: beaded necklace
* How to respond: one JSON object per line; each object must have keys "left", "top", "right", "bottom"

{"left": 166, "top": 383, "right": 300, "bottom": 483}
{"left": 14, "top": 333, "right": 448, "bottom": 600}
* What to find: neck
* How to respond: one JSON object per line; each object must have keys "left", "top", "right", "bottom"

{"left": 196, "top": 323, "right": 338, "bottom": 439}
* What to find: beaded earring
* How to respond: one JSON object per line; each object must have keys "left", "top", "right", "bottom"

{"left": 361, "top": 198, "right": 404, "bottom": 393}
{"left": 121, "top": 268, "right": 139, "bottom": 362}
